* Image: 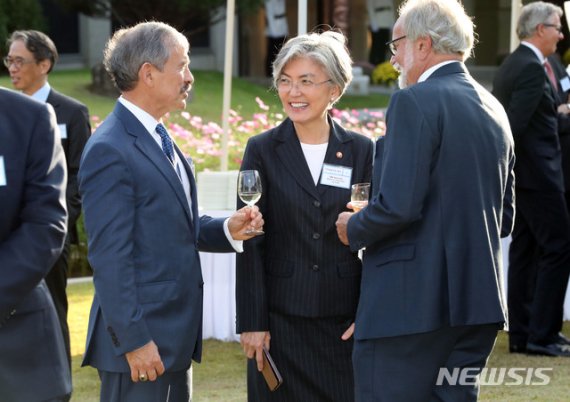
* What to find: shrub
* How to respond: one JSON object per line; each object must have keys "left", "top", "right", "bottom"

{"left": 371, "top": 61, "right": 399, "bottom": 86}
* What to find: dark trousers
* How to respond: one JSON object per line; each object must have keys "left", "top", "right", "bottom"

{"left": 98, "top": 369, "right": 190, "bottom": 402}
{"left": 508, "top": 189, "right": 570, "bottom": 347}
{"left": 44, "top": 235, "right": 71, "bottom": 369}
{"left": 353, "top": 324, "right": 500, "bottom": 402}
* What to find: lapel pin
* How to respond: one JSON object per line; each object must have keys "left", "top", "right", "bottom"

{"left": 336, "top": 151, "right": 343, "bottom": 159}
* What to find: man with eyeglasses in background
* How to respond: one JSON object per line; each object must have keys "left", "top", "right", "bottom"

{"left": 5, "top": 30, "right": 91, "bottom": 372}
{"left": 493, "top": 1, "right": 570, "bottom": 357}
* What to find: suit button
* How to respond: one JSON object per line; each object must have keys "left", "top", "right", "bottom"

{"left": 313, "top": 200, "right": 321, "bottom": 208}
{"left": 312, "top": 265, "right": 319, "bottom": 271}
{"left": 312, "top": 233, "right": 320, "bottom": 240}
{"left": 199, "top": 282, "right": 204, "bottom": 289}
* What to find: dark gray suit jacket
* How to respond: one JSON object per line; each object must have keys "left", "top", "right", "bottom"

{"left": 47, "top": 88, "right": 91, "bottom": 237}
{"left": 348, "top": 62, "right": 515, "bottom": 340}
{"left": 0, "top": 88, "right": 71, "bottom": 401}
{"left": 79, "top": 102, "right": 233, "bottom": 372}
{"left": 236, "top": 117, "right": 373, "bottom": 331}
{"left": 493, "top": 45, "right": 563, "bottom": 192}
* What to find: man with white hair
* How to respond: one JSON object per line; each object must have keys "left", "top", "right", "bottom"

{"left": 336, "top": 0, "right": 515, "bottom": 400}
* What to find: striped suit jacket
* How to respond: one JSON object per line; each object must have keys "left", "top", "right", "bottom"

{"left": 236, "top": 117, "right": 373, "bottom": 332}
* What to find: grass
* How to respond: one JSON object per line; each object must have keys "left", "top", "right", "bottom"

{"left": 69, "top": 281, "right": 570, "bottom": 401}
{"left": 0, "top": 68, "right": 391, "bottom": 125}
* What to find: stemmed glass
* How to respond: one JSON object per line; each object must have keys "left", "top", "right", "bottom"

{"left": 351, "top": 183, "right": 370, "bottom": 212}
{"left": 238, "top": 170, "right": 264, "bottom": 235}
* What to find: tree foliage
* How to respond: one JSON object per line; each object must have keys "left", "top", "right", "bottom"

{"left": 0, "top": 0, "right": 46, "bottom": 57}
{"left": 55, "top": 0, "right": 264, "bottom": 36}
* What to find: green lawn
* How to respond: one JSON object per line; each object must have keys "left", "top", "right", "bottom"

{"left": 69, "top": 281, "right": 570, "bottom": 401}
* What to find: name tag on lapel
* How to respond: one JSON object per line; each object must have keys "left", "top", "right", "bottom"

{"left": 561, "top": 77, "right": 570, "bottom": 92}
{"left": 320, "top": 163, "right": 352, "bottom": 189}
{"left": 0, "top": 156, "right": 6, "bottom": 186}
{"left": 58, "top": 124, "right": 67, "bottom": 139}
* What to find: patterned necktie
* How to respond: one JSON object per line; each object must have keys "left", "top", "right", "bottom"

{"left": 156, "top": 123, "right": 175, "bottom": 164}
{"left": 544, "top": 59, "right": 558, "bottom": 90}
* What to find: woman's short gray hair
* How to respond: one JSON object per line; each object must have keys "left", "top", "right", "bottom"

{"left": 271, "top": 29, "right": 353, "bottom": 103}
{"left": 398, "top": 0, "right": 475, "bottom": 61}
{"left": 104, "top": 21, "right": 189, "bottom": 92}
{"left": 517, "top": 1, "right": 563, "bottom": 40}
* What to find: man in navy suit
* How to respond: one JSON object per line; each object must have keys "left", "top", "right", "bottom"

{"left": 336, "top": 0, "right": 515, "bottom": 400}
{"left": 0, "top": 87, "right": 71, "bottom": 401}
{"left": 493, "top": 1, "right": 570, "bottom": 357}
{"left": 79, "top": 21, "right": 263, "bottom": 402}
{"left": 6, "top": 30, "right": 91, "bottom": 367}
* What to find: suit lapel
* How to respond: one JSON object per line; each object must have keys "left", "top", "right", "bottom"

{"left": 114, "top": 103, "right": 194, "bottom": 228}
{"left": 274, "top": 119, "right": 321, "bottom": 200}
{"left": 317, "top": 118, "right": 354, "bottom": 196}
{"left": 177, "top": 147, "right": 198, "bottom": 237}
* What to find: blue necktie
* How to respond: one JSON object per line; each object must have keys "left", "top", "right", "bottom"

{"left": 156, "top": 123, "right": 175, "bottom": 164}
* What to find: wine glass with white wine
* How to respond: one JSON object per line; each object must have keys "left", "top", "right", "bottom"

{"left": 238, "top": 170, "right": 264, "bottom": 235}
{"left": 351, "top": 183, "right": 370, "bottom": 212}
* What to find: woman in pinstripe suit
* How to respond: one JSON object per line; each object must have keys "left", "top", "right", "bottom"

{"left": 236, "top": 30, "right": 373, "bottom": 401}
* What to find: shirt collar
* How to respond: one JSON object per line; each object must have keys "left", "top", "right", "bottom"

{"left": 118, "top": 96, "right": 161, "bottom": 135}
{"left": 521, "top": 41, "right": 546, "bottom": 64}
{"left": 30, "top": 82, "right": 51, "bottom": 103}
{"left": 418, "top": 60, "right": 459, "bottom": 83}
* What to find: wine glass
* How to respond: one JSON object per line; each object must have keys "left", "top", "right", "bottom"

{"left": 351, "top": 183, "right": 370, "bottom": 212}
{"left": 238, "top": 170, "right": 264, "bottom": 235}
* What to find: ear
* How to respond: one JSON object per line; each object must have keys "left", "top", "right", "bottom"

{"left": 38, "top": 59, "right": 52, "bottom": 75}
{"left": 139, "top": 62, "right": 155, "bottom": 87}
{"left": 416, "top": 36, "right": 432, "bottom": 60}
{"left": 330, "top": 85, "right": 341, "bottom": 101}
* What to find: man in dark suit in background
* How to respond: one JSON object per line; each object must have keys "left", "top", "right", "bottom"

{"left": 336, "top": 0, "right": 515, "bottom": 400}
{"left": 548, "top": 53, "right": 570, "bottom": 209}
{"left": 79, "top": 21, "right": 263, "bottom": 402}
{"left": 5, "top": 30, "right": 91, "bottom": 367}
{"left": 493, "top": 1, "right": 570, "bottom": 357}
{"left": 0, "top": 87, "right": 71, "bottom": 401}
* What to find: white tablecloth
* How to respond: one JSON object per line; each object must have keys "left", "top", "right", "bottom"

{"left": 501, "top": 238, "right": 570, "bottom": 321}
{"left": 200, "top": 209, "right": 239, "bottom": 341}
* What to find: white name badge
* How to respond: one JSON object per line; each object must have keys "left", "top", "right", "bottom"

{"left": 561, "top": 77, "right": 570, "bottom": 92}
{"left": 0, "top": 156, "right": 6, "bottom": 186}
{"left": 58, "top": 124, "right": 67, "bottom": 139}
{"left": 320, "top": 163, "right": 352, "bottom": 189}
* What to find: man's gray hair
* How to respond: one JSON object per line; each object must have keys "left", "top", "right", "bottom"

{"left": 103, "top": 21, "right": 189, "bottom": 92}
{"left": 398, "top": 0, "right": 475, "bottom": 61}
{"left": 271, "top": 29, "right": 353, "bottom": 104}
{"left": 517, "top": 1, "right": 563, "bottom": 40}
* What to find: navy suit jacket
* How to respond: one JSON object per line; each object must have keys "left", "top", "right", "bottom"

{"left": 47, "top": 88, "right": 91, "bottom": 235}
{"left": 236, "top": 117, "right": 373, "bottom": 331}
{"left": 79, "top": 102, "right": 233, "bottom": 372}
{"left": 0, "top": 88, "right": 71, "bottom": 400}
{"left": 348, "top": 63, "right": 515, "bottom": 340}
{"left": 493, "top": 45, "right": 563, "bottom": 192}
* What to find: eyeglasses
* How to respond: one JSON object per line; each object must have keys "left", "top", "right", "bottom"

{"left": 543, "top": 23, "right": 563, "bottom": 33}
{"left": 276, "top": 77, "right": 332, "bottom": 91}
{"left": 386, "top": 35, "right": 407, "bottom": 57}
{"left": 3, "top": 56, "right": 36, "bottom": 69}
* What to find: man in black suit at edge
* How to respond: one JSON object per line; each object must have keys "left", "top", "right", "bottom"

{"left": 5, "top": 30, "right": 91, "bottom": 368}
{"left": 493, "top": 1, "right": 570, "bottom": 357}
